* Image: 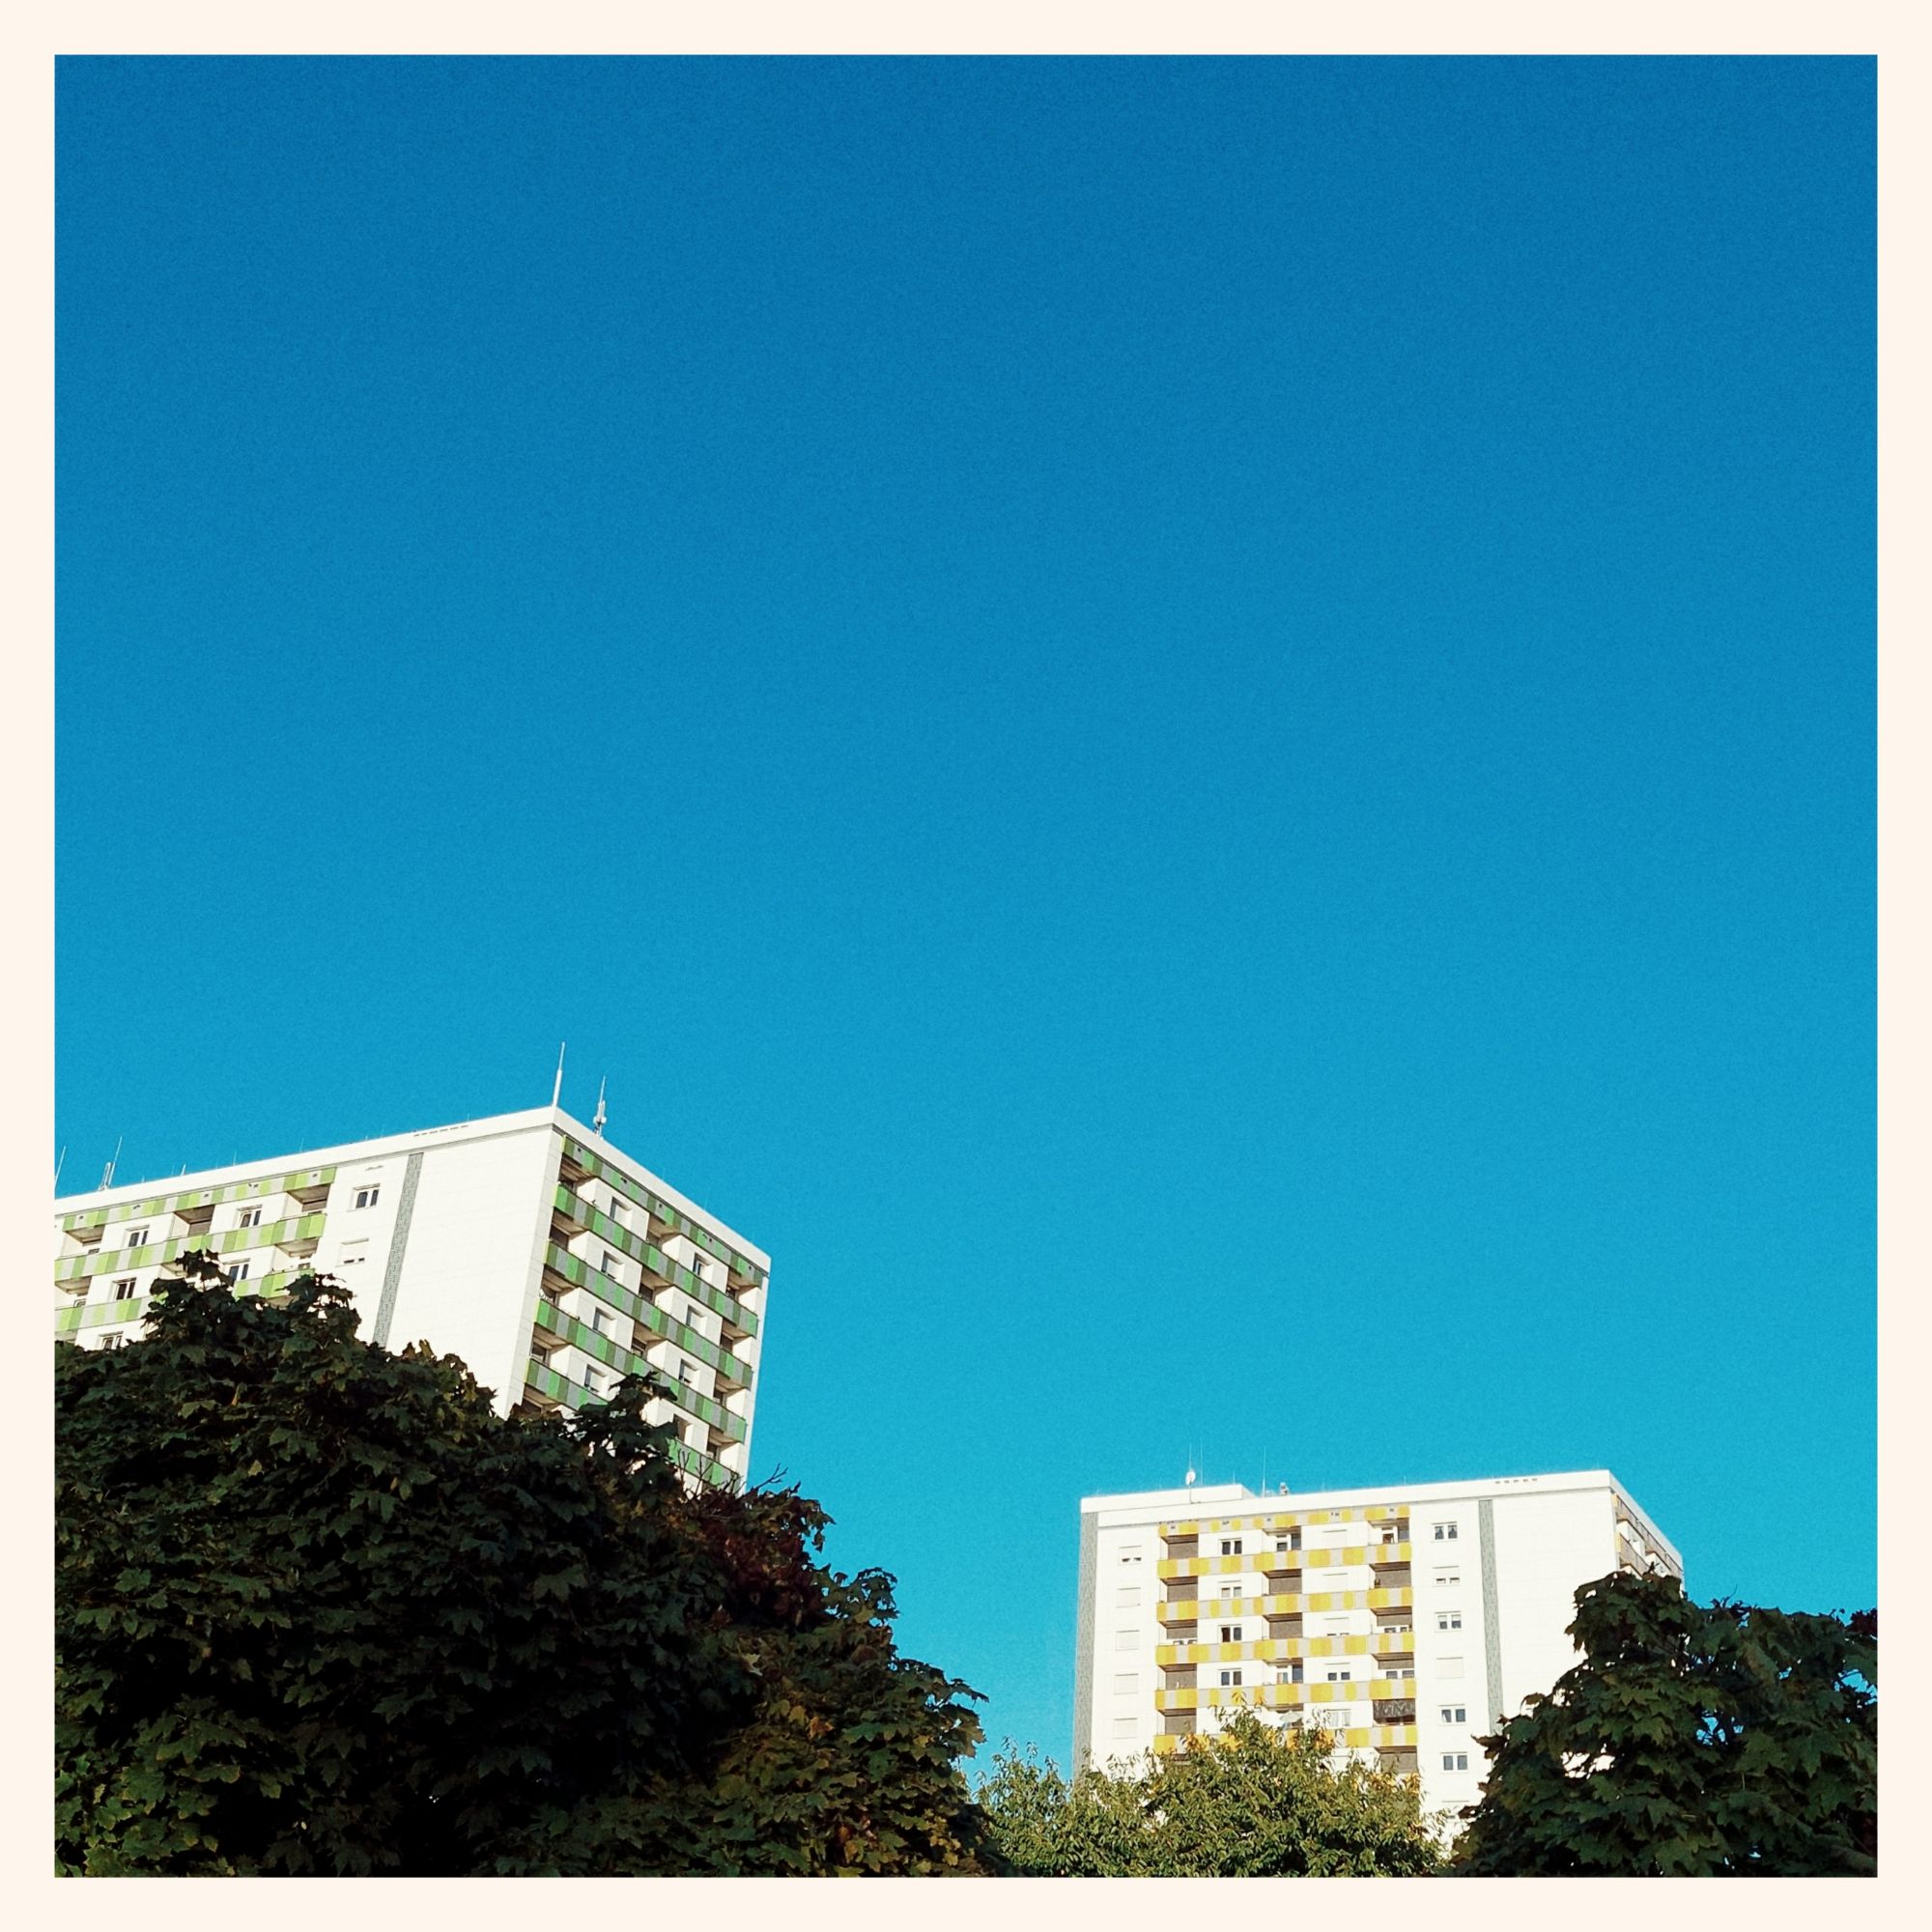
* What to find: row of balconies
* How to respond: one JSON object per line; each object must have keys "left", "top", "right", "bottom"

{"left": 1153, "top": 1681, "right": 1419, "bottom": 1713}
{"left": 552, "top": 1187, "right": 761, "bottom": 1342}
{"left": 1156, "top": 1585, "right": 1414, "bottom": 1624}
{"left": 55, "top": 1215, "right": 327, "bottom": 1286}
{"left": 1156, "top": 1630, "right": 1416, "bottom": 1666}
{"left": 540, "top": 1247, "right": 754, "bottom": 1396}
{"left": 558, "top": 1142, "right": 767, "bottom": 1295}
{"left": 1158, "top": 1542, "right": 1412, "bottom": 1580}
{"left": 1160, "top": 1512, "right": 1410, "bottom": 1549}
{"left": 519, "top": 1355, "right": 739, "bottom": 1489}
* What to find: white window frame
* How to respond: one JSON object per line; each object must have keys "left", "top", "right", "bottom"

{"left": 354, "top": 1186, "right": 381, "bottom": 1210}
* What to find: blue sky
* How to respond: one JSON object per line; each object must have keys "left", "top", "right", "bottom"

{"left": 57, "top": 56, "right": 1874, "bottom": 1769}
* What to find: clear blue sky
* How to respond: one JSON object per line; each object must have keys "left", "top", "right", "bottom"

{"left": 57, "top": 56, "right": 1874, "bottom": 1770}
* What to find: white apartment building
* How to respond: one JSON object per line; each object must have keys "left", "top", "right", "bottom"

{"left": 53, "top": 1107, "right": 770, "bottom": 1491}
{"left": 1076, "top": 1469, "right": 1680, "bottom": 1819}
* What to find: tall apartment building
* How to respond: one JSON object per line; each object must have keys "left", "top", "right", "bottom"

{"left": 53, "top": 1107, "right": 770, "bottom": 1491}
{"left": 1076, "top": 1469, "right": 1680, "bottom": 1818}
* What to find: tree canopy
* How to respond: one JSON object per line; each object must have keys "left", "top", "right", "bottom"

{"left": 978, "top": 1707, "right": 1443, "bottom": 1876}
{"left": 55, "top": 1254, "right": 990, "bottom": 1875}
{"left": 1454, "top": 1569, "right": 1876, "bottom": 1876}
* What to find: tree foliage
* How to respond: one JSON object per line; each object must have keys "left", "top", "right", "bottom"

{"left": 979, "top": 1707, "right": 1443, "bottom": 1876}
{"left": 1454, "top": 1570, "right": 1876, "bottom": 1876}
{"left": 55, "top": 1254, "right": 989, "bottom": 1875}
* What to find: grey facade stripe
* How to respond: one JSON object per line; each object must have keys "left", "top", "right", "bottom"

{"left": 371, "top": 1151, "right": 424, "bottom": 1350}
{"left": 1072, "top": 1510, "right": 1098, "bottom": 1772}
{"left": 1478, "top": 1496, "right": 1505, "bottom": 1728}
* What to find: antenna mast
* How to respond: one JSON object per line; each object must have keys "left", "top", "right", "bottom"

{"left": 54, "top": 1146, "right": 66, "bottom": 1190}
{"left": 551, "top": 1041, "right": 567, "bottom": 1109}
{"left": 99, "top": 1135, "right": 123, "bottom": 1190}
{"left": 592, "top": 1077, "right": 608, "bottom": 1136}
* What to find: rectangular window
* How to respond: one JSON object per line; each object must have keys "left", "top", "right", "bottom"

{"left": 1276, "top": 1667, "right": 1294, "bottom": 1684}
{"left": 1442, "top": 1752, "right": 1469, "bottom": 1772}
{"left": 1112, "top": 1716, "right": 1136, "bottom": 1739}
{"left": 125, "top": 1226, "right": 149, "bottom": 1249}
{"left": 238, "top": 1206, "right": 263, "bottom": 1229}
{"left": 1218, "top": 1669, "right": 1243, "bottom": 1688}
{"left": 227, "top": 1260, "right": 250, "bottom": 1285}
{"left": 112, "top": 1277, "right": 135, "bottom": 1297}
{"left": 340, "top": 1240, "right": 369, "bottom": 1266}
{"left": 1220, "top": 1582, "right": 1240, "bottom": 1599}
{"left": 590, "top": 1307, "right": 611, "bottom": 1336}
{"left": 1218, "top": 1625, "right": 1241, "bottom": 1643}
{"left": 1434, "top": 1567, "right": 1462, "bottom": 1588}
{"left": 1440, "top": 1706, "right": 1467, "bottom": 1724}
{"left": 1324, "top": 1669, "right": 1352, "bottom": 1682}
{"left": 99, "top": 1334, "right": 126, "bottom": 1350}
{"left": 1219, "top": 1538, "right": 1243, "bottom": 1556}
{"left": 1119, "top": 1548, "right": 1143, "bottom": 1566}
{"left": 354, "top": 1187, "right": 380, "bottom": 1209}
{"left": 1116, "top": 1587, "right": 1141, "bottom": 1609}
{"left": 1433, "top": 1521, "right": 1459, "bottom": 1541}
{"left": 607, "top": 1198, "right": 628, "bottom": 1228}
{"left": 1113, "top": 1673, "right": 1139, "bottom": 1695}
{"left": 1439, "top": 1655, "right": 1465, "bottom": 1678}
{"left": 1115, "top": 1629, "right": 1138, "bottom": 1652}
{"left": 1437, "top": 1611, "right": 1463, "bottom": 1632}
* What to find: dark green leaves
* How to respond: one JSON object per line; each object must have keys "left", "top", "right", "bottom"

{"left": 56, "top": 1251, "right": 990, "bottom": 1875}
{"left": 1453, "top": 1571, "right": 1877, "bottom": 1876}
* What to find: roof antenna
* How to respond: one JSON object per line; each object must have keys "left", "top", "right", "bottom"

{"left": 99, "top": 1136, "right": 123, "bottom": 1190}
{"left": 592, "top": 1077, "right": 608, "bottom": 1136}
{"left": 551, "top": 1041, "right": 567, "bottom": 1109}
{"left": 54, "top": 1146, "right": 66, "bottom": 1190}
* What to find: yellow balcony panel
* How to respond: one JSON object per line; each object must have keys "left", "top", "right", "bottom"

{"left": 1152, "top": 1689, "right": 1200, "bottom": 1712}
{"left": 1156, "top": 1556, "right": 1207, "bottom": 1579}
{"left": 1157, "top": 1599, "right": 1203, "bottom": 1625}
{"left": 1152, "top": 1735, "right": 1183, "bottom": 1756}
{"left": 1367, "top": 1587, "right": 1414, "bottom": 1609}
{"left": 1371, "top": 1541, "right": 1413, "bottom": 1566}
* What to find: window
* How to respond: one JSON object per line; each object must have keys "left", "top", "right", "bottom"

{"left": 1219, "top": 1538, "right": 1243, "bottom": 1556}
{"left": 590, "top": 1307, "right": 612, "bottom": 1336}
{"left": 1218, "top": 1625, "right": 1241, "bottom": 1644}
{"left": 1220, "top": 1582, "right": 1240, "bottom": 1599}
{"left": 1114, "top": 1629, "right": 1138, "bottom": 1652}
{"left": 99, "top": 1334, "right": 126, "bottom": 1350}
{"left": 1440, "top": 1705, "right": 1467, "bottom": 1724}
{"left": 1324, "top": 1669, "right": 1352, "bottom": 1683}
{"left": 1441, "top": 1752, "right": 1470, "bottom": 1773}
{"left": 1116, "top": 1587, "right": 1141, "bottom": 1609}
{"left": 112, "top": 1277, "right": 135, "bottom": 1298}
{"left": 1119, "top": 1548, "right": 1144, "bottom": 1566}
{"left": 237, "top": 1206, "right": 263, "bottom": 1229}
{"left": 600, "top": 1250, "right": 622, "bottom": 1277}
{"left": 125, "top": 1226, "right": 149, "bottom": 1249}
{"left": 1274, "top": 1537, "right": 1290, "bottom": 1554}
{"left": 1112, "top": 1717, "right": 1136, "bottom": 1740}
{"left": 1437, "top": 1611, "right": 1463, "bottom": 1632}
{"left": 227, "top": 1260, "right": 251, "bottom": 1285}
{"left": 1439, "top": 1655, "right": 1465, "bottom": 1679}
{"left": 1434, "top": 1567, "right": 1462, "bottom": 1588}
{"left": 354, "top": 1187, "right": 381, "bottom": 1210}
{"left": 1218, "top": 1669, "right": 1243, "bottom": 1688}
{"left": 584, "top": 1367, "right": 609, "bottom": 1395}
{"left": 606, "top": 1198, "right": 628, "bottom": 1228}
{"left": 1433, "top": 1521, "right": 1459, "bottom": 1541}
{"left": 1113, "top": 1673, "right": 1139, "bottom": 1695}
{"left": 340, "top": 1240, "right": 369, "bottom": 1267}
{"left": 1275, "top": 1667, "right": 1294, "bottom": 1684}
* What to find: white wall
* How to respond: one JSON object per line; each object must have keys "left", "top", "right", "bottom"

{"left": 383, "top": 1124, "right": 560, "bottom": 1412}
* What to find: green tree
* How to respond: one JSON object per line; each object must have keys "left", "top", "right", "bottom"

{"left": 980, "top": 1707, "right": 1443, "bottom": 1876}
{"left": 56, "top": 1253, "right": 989, "bottom": 1875}
{"left": 1454, "top": 1570, "right": 1876, "bottom": 1876}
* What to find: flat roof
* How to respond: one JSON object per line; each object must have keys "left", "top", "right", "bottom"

{"left": 53, "top": 1106, "right": 769, "bottom": 1268}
